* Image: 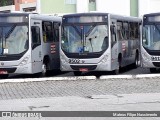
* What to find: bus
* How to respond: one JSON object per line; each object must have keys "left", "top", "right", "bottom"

{"left": 0, "top": 13, "right": 61, "bottom": 78}
{"left": 60, "top": 13, "right": 141, "bottom": 75}
{"left": 141, "top": 13, "right": 160, "bottom": 73}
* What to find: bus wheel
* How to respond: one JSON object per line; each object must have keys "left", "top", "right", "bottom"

{"left": 42, "top": 63, "right": 47, "bottom": 76}
{"left": 112, "top": 67, "right": 119, "bottom": 75}
{"left": 73, "top": 71, "right": 82, "bottom": 76}
{"left": 150, "top": 68, "right": 157, "bottom": 73}
{"left": 112, "top": 62, "right": 120, "bottom": 75}
{"left": 112, "top": 56, "right": 121, "bottom": 75}
{"left": 133, "top": 53, "right": 139, "bottom": 68}
{"left": 0, "top": 74, "right": 9, "bottom": 79}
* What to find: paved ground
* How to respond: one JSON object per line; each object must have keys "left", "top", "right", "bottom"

{"left": 1, "top": 93, "right": 160, "bottom": 120}
{"left": 0, "top": 67, "right": 159, "bottom": 120}
{"left": 0, "top": 74, "right": 160, "bottom": 100}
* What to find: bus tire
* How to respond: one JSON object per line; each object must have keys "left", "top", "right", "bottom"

{"left": 112, "top": 54, "right": 122, "bottom": 75}
{"left": 112, "top": 68, "right": 119, "bottom": 75}
{"left": 133, "top": 51, "right": 139, "bottom": 68}
{"left": 0, "top": 74, "right": 9, "bottom": 79}
{"left": 41, "top": 56, "right": 50, "bottom": 77}
{"left": 42, "top": 63, "right": 47, "bottom": 76}
{"left": 150, "top": 68, "right": 157, "bottom": 73}
{"left": 112, "top": 60, "right": 120, "bottom": 75}
{"left": 73, "top": 71, "right": 82, "bottom": 76}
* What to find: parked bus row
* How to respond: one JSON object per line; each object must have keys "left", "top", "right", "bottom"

{"left": 0, "top": 13, "right": 61, "bottom": 78}
{"left": 0, "top": 12, "right": 160, "bottom": 78}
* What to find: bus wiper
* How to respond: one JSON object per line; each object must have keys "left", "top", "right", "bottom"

{"left": 5, "top": 24, "right": 16, "bottom": 38}
{"left": 85, "top": 24, "right": 96, "bottom": 37}
{"left": 72, "top": 24, "right": 83, "bottom": 45}
{"left": 71, "top": 24, "right": 81, "bottom": 36}
{"left": 88, "top": 36, "right": 97, "bottom": 52}
{"left": 89, "top": 38, "right": 93, "bottom": 52}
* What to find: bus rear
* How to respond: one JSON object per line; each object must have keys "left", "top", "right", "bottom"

{"left": 60, "top": 13, "right": 111, "bottom": 75}
{"left": 141, "top": 13, "right": 160, "bottom": 73}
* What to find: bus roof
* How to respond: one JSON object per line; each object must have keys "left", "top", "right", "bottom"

{"left": 63, "top": 12, "right": 141, "bottom": 23}
{"left": 0, "top": 12, "right": 62, "bottom": 22}
{"left": 63, "top": 13, "right": 109, "bottom": 17}
{"left": 143, "top": 12, "right": 160, "bottom": 17}
{"left": 110, "top": 14, "right": 141, "bottom": 22}
{"left": 0, "top": 12, "right": 30, "bottom": 17}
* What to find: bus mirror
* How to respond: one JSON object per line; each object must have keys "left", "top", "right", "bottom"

{"left": 110, "top": 25, "right": 116, "bottom": 34}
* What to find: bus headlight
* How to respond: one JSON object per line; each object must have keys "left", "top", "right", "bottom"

{"left": 19, "top": 56, "right": 30, "bottom": 66}
{"left": 99, "top": 55, "right": 109, "bottom": 63}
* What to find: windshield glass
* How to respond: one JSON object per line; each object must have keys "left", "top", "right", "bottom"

{"left": 0, "top": 24, "right": 28, "bottom": 55}
{"left": 61, "top": 24, "right": 108, "bottom": 53}
{"left": 143, "top": 24, "right": 160, "bottom": 50}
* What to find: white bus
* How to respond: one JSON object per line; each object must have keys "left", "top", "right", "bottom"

{"left": 141, "top": 13, "right": 160, "bottom": 73}
{"left": 60, "top": 13, "right": 141, "bottom": 75}
{"left": 0, "top": 13, "right": 61, "bottom": 78}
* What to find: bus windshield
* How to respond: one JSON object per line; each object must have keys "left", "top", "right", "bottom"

{"left": 0, "top": 24, "right": 28, "bottom": 55}
{"left": 61, "top": 24, "right": 108, "bottom": 53}
{"left": 142, "top": 24, "right": 160, "bottom": 50}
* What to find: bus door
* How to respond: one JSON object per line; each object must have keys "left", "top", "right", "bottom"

{"left": 52, "top": 22, "right": 61, "bottom": 69}
{"left": 110, "top": 20, "right": 118, "bottom": 69}
{"left": 30, "top": 19, "right": 42, "bottom": 73}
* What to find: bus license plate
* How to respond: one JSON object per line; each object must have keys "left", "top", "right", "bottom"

{"left": 0, "top": 71, "right": 8, "bottom": 74}
{"left": 151, "top": 56, "right": 160, "bottom": 61}
{"left": 69, "top": 59, "right": 80, "bottom": 64}
{"left": 79, "top": 68, "right": 88, "bottom": 72}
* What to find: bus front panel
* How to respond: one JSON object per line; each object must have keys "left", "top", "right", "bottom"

{"left": 60, "top": 14, "right": 112, "bottom": 71}
{"left": 142, "top": 14, "right": 160, "bottom": 68}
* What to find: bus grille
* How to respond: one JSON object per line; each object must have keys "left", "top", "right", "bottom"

{"left": 152, "top": 62, "right": 160, "bottom": 67}
{"left": 70, "top": 65, "right": 97, "bottom": 71}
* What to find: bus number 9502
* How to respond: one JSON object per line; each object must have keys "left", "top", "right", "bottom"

{"left": 69, "top": 59, "right": 80, "bottom": 64}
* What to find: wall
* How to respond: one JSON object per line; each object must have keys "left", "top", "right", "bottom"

{"left": 40, "top": 0, "right": 76, "bottom": 15}
{"left": 76, "top": 0, "right": 88, "bottom": 13}
{"left": 96, "top": 0, "right": 130, "bottom": 16}
{"left": 21, "top": 0, "right": 36, "bottom": 4}
{"left": 139, "top": 0, "right": 160, "bottom": 17}
{"left": 89, "top": 1, "right": 96, "bottom": 12}
{"left": 0, "top": 5, "right": 15, "bottom": 12}
{"left": 130, "top": 0, "right": 138, "bottom": 17}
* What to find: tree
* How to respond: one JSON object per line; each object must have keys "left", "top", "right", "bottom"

{"left": 0, "top": 0, "right": 14, "bottom": 7}
{"left": 1, "top": 0, "right": 7, "bottom": 6}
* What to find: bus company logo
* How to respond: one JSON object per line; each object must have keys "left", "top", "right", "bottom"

{"left": 1, "top": 62, "right": 4, "bottom": 66}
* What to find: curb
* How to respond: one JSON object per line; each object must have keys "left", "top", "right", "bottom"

{"left": 0, "top": 76, "right": 96, "bottom": 83}
{"left": 100, "top": 74, "right": 160, "bottom": 80}
{"left": 100, "top": 75, "right": 133, "bottom": 79}
{"left": 136, "top": 74, "right": 160, "bottom": 78}
{"left": 1, "top": 74, "right": 160, "bottom": 83}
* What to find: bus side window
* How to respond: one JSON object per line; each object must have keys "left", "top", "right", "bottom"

{"left": 53, "top": 22, "right": 60, "bottom": 42}
{"left": 31, "top": 26, "right": 41, "bottom": 49}
{"left": 129, "top": 22, "right": 139, "bottom": 39}
{"left": 110, "top": 24, "right": 117, "bottom": 47}
{"left": 42, "top": 21, "right": 53, "bottom": 42}
{"left": 117, "top": 21, "right": 123, "bottom": 40}
{"left": 123, "top": 22, "right": 129, "bottom": 40}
